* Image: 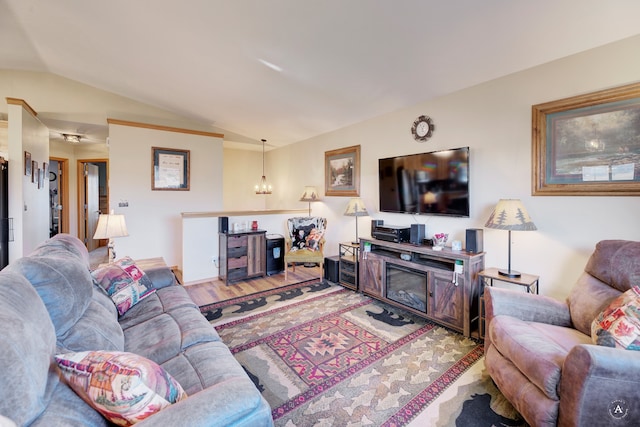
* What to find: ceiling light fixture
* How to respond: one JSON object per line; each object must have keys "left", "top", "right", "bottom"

{"left": 255, "top": 139, "right": 272, "bottom": 194}
{"left": 62, "top": 133, "right": 81, "bottom": 143}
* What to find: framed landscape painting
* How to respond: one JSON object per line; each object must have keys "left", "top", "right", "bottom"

{"left": 532, "top": 82, "right": 640, "bottom": 196}
{"left": 325, "top": 145, "right": 360, "bottom": 197}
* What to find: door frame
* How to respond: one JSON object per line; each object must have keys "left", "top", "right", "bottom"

{"left": 77, "top": 158, "right": 109, "bottom": 248}
{"left": 49, "top": 157, "right": 69, "bottom": 235}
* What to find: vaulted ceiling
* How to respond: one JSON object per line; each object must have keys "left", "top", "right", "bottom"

{"left": 2, "top": 0, "right": 640, "bottom": 148}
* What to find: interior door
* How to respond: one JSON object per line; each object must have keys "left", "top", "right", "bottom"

{"left": 85, "top": 163, "right": 100, "bottom": 252}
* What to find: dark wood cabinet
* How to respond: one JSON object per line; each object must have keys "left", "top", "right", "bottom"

{"left": 219, "top": 230, "right": 266, "bottom": 284}
{"left": 359, "top": 238, "right": 484, "bottom": 338}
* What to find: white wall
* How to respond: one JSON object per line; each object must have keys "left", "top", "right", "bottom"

{"left": 7, "top": 102, "right": 49, "bottom": 261}
{"left": 108, "top": 123, "right": 223, "bottom": 269}
{"left": 223, "top": 148, "right": 267, "bottom": 210}
{"left": 252, "top": 35, "right": 640, "bottom": 300}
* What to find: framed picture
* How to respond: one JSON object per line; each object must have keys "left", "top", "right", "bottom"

{"left": 24, "top": 151, "right": 31, "bottom": 176}
{"left": 325, "top": 145, "right": 360, "bottom": 197}
{"left": 32, "top": 160, "right": 37, "bottom": 183}
{"left": 152, "top": 147, "right": 190, "bottom": 191}
{"left": 37, "top": 168, "right": 43, "bottom": 189}
{"left": 532, "top": 82, "right": 640, "bottom": 196}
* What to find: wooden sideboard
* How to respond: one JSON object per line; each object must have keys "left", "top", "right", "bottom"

{"left": 219, "top": 230, "right": 266, "bottom": 284}
{"left": 359, "top": 238, "right": 485, "bottom": 338}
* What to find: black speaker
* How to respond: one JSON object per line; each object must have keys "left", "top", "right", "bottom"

{"left": 410, "top": 224, "right": 425, "bottom": 245}
{"left": 466, "top": 228, "right": 484, "bottom": 253}
{"left": 371, "top": 219, "right": 383, "bottom": 234}
{"left": 218, "top": 216, "right": 229, "bottom": 233}
{"left": 324, "top": 256, "right": 340, "bottom": 282}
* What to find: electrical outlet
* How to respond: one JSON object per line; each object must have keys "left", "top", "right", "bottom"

{"left": 118, "top": 200, "right": 129, "bottom": 207}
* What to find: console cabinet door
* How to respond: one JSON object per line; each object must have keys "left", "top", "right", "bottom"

{"left": 247, "top": 233, "right": 266, "bottom": 276}
{"left": 360, "top": 252, "right": 383, "bottom": 297}
{"left": 428, "top": 271, "right": 464, "bottom": 329}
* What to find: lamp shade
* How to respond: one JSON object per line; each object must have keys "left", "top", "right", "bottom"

{"left": 344, "top": 198, "right": 368, "bottom": 217}
{"left": 299, "top": 186, "right": 320, "bottom": 202}
{"left": 93, "top": 212, "right": 129, "bottom": 239}
{"left": 484, "top": 199, "right": 536, "bottom": 231}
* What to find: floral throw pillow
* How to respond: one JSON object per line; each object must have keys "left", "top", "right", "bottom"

{"left": 591, "top": 286, "right": 640, "bottom": 350}
{"left": 55, "top": 351, "right": 187, "bottom": 426}
{"left": 91, "top": 257, "right": 156, "bottom": 315}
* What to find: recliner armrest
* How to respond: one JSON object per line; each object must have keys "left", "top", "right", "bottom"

{"left": 485, "top": 287, "right": 572, "bottom": 327}
{"left": 559, "top": 344, "right": 640, "bottom": 426}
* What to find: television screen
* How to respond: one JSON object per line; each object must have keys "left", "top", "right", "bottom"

{"left": 378, "top": 147, "right": 469, "bottom": 217}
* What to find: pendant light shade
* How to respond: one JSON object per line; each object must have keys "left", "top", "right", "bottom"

{"left": 255, "top": 138, "right": 272, "bottom": 194}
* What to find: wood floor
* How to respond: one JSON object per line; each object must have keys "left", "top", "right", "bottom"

{"left": 183, "top": 265, "right": 323, "bottom": 307}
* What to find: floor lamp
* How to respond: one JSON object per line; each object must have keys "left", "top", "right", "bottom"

{"left": 93, "top": 210, "right": 129, "bottom": 263}
{"left": 344, "top": 198, "right": 368, "bottom": 245}
{"left": 484, "top": 199, "right": 536, "bottom": 278}
{"left": 299, "top": 186, "right": 320, "bottom": 217}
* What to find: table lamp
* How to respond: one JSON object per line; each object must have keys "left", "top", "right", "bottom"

{"left": 484, "top": 199, "right": 536, "bottom": 278}
{"left": 344, "top": 198, "right": 368, "bottom": 245}
{"left": 93, "top": 210, "right": 129, "bottom": 262}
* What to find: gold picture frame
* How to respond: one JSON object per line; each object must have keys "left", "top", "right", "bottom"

{"left": 325, "top": 145, "right": 360, "bottom": 197}
{"left": 532, "top": 82, "right": 640, "bottom": 196}
{"left": 152, "top": 147, "right": 190, "bottom": 191}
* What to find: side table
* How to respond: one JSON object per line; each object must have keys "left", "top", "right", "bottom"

{"left": 478, "top": 268, "right": 540, "bottom": 339}
{"left": 339, "top": 242, "right": 359, "bottom": 291}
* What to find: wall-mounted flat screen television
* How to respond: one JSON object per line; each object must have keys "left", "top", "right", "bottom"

{"left": 378, "top": 147, "right": 469, "bottom": 217}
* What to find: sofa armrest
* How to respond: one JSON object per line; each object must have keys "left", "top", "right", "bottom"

{"left": 485, "top": 287, "right": 572, "bottom": 326}
{"left": 135, "top": 379, "right": 273, "bottom": 427}
{"left": 559, "top": 344, "right": 640, "bottom": 426}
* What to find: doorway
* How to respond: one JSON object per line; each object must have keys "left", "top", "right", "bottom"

{"left": 77, "top": 159, "right": 108, "bottom": 250}
{"left": 48, "top": 157, "right": 69, "bottom": 238}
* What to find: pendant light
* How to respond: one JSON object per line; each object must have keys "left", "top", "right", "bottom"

{"left": 255, "top": 138, "right": 272, "bottom": 194}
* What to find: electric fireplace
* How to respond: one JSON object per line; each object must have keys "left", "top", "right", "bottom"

{"left": 385, "top": 263, "right": 428, "bottom": 313}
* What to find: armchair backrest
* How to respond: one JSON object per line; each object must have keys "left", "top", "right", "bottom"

{"left": 286, "top": 217, "right": 327, "bottom": 252}
{"left": 567, "top": 240, "right": 640, "bottom": 335}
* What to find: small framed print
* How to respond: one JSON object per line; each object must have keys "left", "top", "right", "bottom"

{"left": 37, "top": 168, "right": 44, "bottom": 189}
{"left": 32, "top": 161, "right": 37, "bottom": 183}
{"left": 152, "top": 147, "right": 190, "bottom": 190}
{"left": 24, "top": 151, "right": 32, "bottom": 176}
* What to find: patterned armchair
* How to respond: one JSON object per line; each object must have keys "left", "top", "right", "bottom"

{"left": 284, "top": 217, "right": 327, "bottom": 282}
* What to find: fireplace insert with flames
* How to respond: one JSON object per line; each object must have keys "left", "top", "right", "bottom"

{"left": 385, "top": 263, "right": 428, "bottom": 313}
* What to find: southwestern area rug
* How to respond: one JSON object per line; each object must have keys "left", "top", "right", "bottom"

{"left": 200, "top": 280, "right": 527, "bottom": 426}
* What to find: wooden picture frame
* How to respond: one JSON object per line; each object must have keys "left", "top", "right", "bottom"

{"left": 152, "top": 147, "right": 190, "bottom": 191}
{"left": 32, "top": 160, "right": 37, "bottom": 183}
{"left": 24, "top": 151, "right": 31, "bottom": 176}
{"left": 325, "top": 145, "right": 360, "bottom": 197}
{"left": 532, "top": 82, "right": 640, "bottom": 196}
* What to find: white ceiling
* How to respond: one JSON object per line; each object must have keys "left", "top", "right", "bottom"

{"left": 2, "top": 0, "right": 640, "bottom": 148}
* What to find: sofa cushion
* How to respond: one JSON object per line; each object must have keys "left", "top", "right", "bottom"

{"left": 92, "top": 257, "right": 156, "bottom": 315}
{"left": 0, "top": 271, "right": 59, "bottom": 426}
{"left": 567, "top": 272, "right": 621, "bottom": 336}
{"left": 161, "top": 341, "right": 257, "bottom": 395}
{"left": 6, "top": 254, "right": 93, "bottom": 337}
{"left": 591, "top": 286, "right": 640, "bottom": 350}
{"left": 55, "top": 350, "right": 187, "bottom": 426}
{"left": 123, "top": 306, "right": 221, "bottom": 365}
{"left": 29, "top": 233, "right": 91, "bottom": 266}
{"left": 56, "top": 287, "right": 125, "bottom": 353}
{"left": 489, "top": 314, "right": 592, "bottom": 400}
{"left": 585, "top": 240, "right": 640, "bottom": 293}
{"left": 118, "top": 285, "right": 198, "bottom": 330}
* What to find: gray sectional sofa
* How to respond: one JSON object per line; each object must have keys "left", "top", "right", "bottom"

{"left": 0, "top": 234, "right": 273, "bottom": 426}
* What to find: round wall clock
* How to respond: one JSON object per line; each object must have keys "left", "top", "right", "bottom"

{"left": 411, "top": 115, "right": 434, "bottom": 142}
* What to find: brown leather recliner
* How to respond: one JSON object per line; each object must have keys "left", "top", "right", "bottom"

{"left": 484, "top": 240, "right": 640, "bottom": 426}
